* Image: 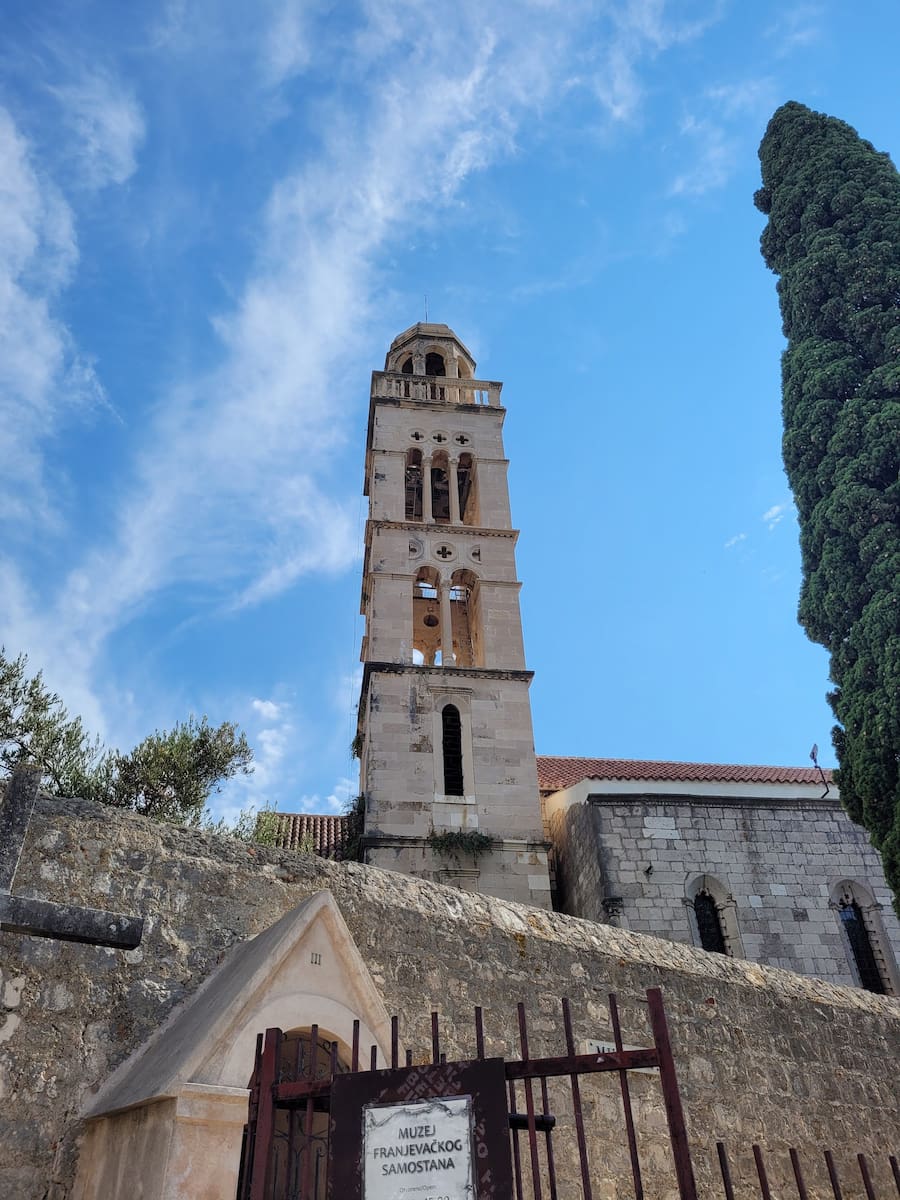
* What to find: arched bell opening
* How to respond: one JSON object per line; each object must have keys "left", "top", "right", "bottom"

{"left": 405, "top": 447, "right": 423, "bottom": 521}
{"left": 413, "top": 566, "right": 441, "bottom": 666}
{"left": 457, "top": 452, "right": 478, "bottom": 525}
{"left": 425, "top": 351, "right": 445, "bottom": 376}
{"left": 449, "top": 568, "right": 481, "bottom": 667}
{"left": 430, "top": 450, "right": 451, "bottom": 524}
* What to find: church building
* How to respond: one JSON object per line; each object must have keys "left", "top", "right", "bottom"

{"left": 280, "top": 322, "right": 900, "bottom": 996}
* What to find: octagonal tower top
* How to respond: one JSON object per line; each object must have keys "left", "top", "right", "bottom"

{"left": 385, "top": 323, "right": 477, "bottom": 378}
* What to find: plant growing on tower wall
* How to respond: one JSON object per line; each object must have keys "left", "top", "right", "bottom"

{"left": 755, "top": 102, "right": 900, "bottom": 912}
{"left": 427, "top": 828, "right": 494, "bottom": 863}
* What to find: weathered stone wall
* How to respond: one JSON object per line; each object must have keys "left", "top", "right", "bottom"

{"left": 550, "top": 793, "right": 900, "bottom": 988}
{"left": 2, "top": 794, "right": 900, "bottom": 1200}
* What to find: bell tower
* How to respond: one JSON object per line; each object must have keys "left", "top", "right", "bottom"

{"left": 356, "top": 323, "right": 551, "bottom": 908}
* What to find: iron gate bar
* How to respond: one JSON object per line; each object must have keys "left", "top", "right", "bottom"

{"left": 610, "top": 992, "right": 644, "bottom": 1200}
{"left": 508, "top": 1077, "right": 525, "bottom": 1200}
{"left": 753, "top": 1144, "right": 773, "bottom": 1200}
{"left": 716, "top": 1142, "right": 736, "bottom": 1200}
{"left": 562, "top": 996, "right": 594, "bottom": 1200}
{"left": 516, "top": 1001, "right": 544, "bottom": 1200}
{"left": 790, "top": 1148, "right": 810, "bottom": 1200}
{"left": 299, "top": 1026, "right": 319, "bottom": 1200}
{"left": 250, "top": 1027, "right": 282, "bottom": 1199}
{"left": 859, "top": 1154, "right": 878, "bottom": 1200}
{"left": 825, "top": 1149, "right": 844, "bottom": 1200}
{"left": 539, "top": 1075, "right": 559, "bottom": 1200}
{"left": 646, "top": 987, "right": 699, "bottom": 1200}
{"left": 891, "top": 1156, "right": 900, "bottom": 1196}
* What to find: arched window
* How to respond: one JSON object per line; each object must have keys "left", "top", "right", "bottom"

{"left": 441, "top": 705, "right": 464, "bottom": 795}
{"left": 401, "top": 356, "right": 414, "bottom": 373}
{"left": 685, "top": 874, "right": 741, "bottom": 957}
{"left": 831, "top": 881, "right": 896, "bottom": 994}
{"left": 431, "top": 450, "right": 451, "bottom": 523}
{"left": 457, "top": 452, "right": 478, "bottom": 524}
{"left": 693, "top": 890, "right": 727, "bottom": 954}
{"left": 405, "top": 448, "right": 423, "bottom": 521}
{"left": 449, "top": 568, "right": 481, "bottom": 667}
{"left": 412, "top": 567, "right": 441, "bottom": 666}
{"left": 425, "top": 352, "right": 445, "bottom": 376}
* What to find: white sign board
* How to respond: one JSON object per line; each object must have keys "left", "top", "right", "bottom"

{"left": 363, "top": 1095, "right": 475, "bottom": 1200}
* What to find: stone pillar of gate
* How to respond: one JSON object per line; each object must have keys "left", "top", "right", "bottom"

{"left": 73, "top": 1084, "right": 250, "bottom": 1200}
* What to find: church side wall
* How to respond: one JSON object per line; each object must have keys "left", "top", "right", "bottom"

{"left": 559, "top": 793, "right": 900, "bottom": 986}
{"left": 1, "top": 796, "right": 899, "bottom": 1199}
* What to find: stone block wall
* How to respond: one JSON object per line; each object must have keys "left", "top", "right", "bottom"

{"left": 550, "top": 793, "right": 900, "bottom": 988}
{"left": 2, "top": 794, "right": 899, "bottom": 1199}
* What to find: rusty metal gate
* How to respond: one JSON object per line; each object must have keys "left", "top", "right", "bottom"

{"left": 237, "top": 985, "right": 698, "bottom": 1200}
{"left": 237, "top": 986, "right": 900, "bottom": 1200}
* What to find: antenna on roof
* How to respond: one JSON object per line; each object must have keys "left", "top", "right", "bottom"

{"left": 809, "top": 743, "right": 830, "bottom": 800}
{"left": 424, "top": 294, "right": 428, "bottom": 322}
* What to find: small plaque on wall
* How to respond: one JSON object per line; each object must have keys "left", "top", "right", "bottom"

{"left": 364, "top": 1095, "right": 474, "bottom": 1200}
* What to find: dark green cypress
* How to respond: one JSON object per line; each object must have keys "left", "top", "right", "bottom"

{"left": 755, "top": 102, "right": 900, "bottom": 913}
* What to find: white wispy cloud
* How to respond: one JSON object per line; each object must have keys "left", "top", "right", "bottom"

{"left": 724, "top": 532, "right": 747, "bottom": 549}
{"left": 1, "top": 0, "right": 731, "bottom": 755}
{"left": 669, "top": 114, "right": 735, "bottom": 196}
{"left": 705, "top": 77, "right": 777, "bottom": 117}
{"left": 762, "top": 503, "right": 786, "bottom": 530}
{"left": 295, "top": 775, "right": 357, "bottom": 815}
{"left": 0, "top": 107, "right": 103, "bottom": 531}
{"left": 251, "top": 698, "right": 283, "bottom": 721}
{"left": 764, "top": 4, "right": 823, "bottom": 56}
{"left": 51, "top": 70, "right": 145, "bottom": 189}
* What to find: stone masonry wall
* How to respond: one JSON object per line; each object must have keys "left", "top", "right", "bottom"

{"left": 1, "top": 795, "right": 899, "bottom": 1199}
{"left": 550, "top": 794, "right": 900, "bottom": 987}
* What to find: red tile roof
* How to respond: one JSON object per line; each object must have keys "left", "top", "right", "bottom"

{"left": 536, "top": 755, "right": 833, "bottom": 793}
{"left": 273, "top": 812, "right": 349, "bottom": 858}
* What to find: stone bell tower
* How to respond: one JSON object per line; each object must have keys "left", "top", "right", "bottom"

{"left": 356, "top": 323, "right": 551, "bottom": 908}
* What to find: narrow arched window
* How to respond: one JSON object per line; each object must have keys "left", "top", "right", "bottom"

{"left": 405, "top": 448, "right": 423, "bottom": 521}
{"left": 838, "top": 898, "right": 886, "bottom": 994}
{"left": 693, "top": 890, "right": 727, "bottom": 954}
{"left": 425, "top": 352, "right": 445, "bottom": 376}
{"left": 442, "top": 705, "right": 464, "bottom": 795}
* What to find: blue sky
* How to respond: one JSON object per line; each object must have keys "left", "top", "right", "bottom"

{"left": 2, "top": 1, "right": 898, "bottom": 822}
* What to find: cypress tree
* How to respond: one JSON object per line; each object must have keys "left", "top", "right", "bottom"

{"left": 754, "top": 102, "right": 900, "bottom": 912}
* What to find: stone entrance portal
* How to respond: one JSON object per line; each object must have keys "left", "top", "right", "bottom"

{"left": 72, "top": 892, "right": 391, "bottom": 1200}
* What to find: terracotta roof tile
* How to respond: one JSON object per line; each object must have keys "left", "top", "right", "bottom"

{"left": 273, "top": 812, "right": 350, "bottom": 858}
{"left": 536, "top": 755, "right": 833, "bottom": 792}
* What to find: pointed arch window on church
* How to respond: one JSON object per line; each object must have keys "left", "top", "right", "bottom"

{"left": 693, "top": 889, "right": 727, "bottom": 955}
{"left": 838, "top": 898, "right": 886, "bottom": 994}
{"left": 442, "top": 705, "right": 464, "bottom": 795}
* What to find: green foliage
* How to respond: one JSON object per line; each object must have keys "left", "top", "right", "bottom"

{"left": 755, "top": 102, "right": 900, "bottom": 912}
{"left": 427, "top": 828, "right": 494, "bottom": 863}
{"left": 105, "top": 717, "right": 253, "bottom": 823}
{"left": 0, "top": 648, "right": 107, "bottom": 797}
{"left": 203, "top": 800, "right": 279, "bottom": 846}
{"left": 343, "top": 792, "right": 366, "bottom": 862}
{"left": 1, "top": 646, "right": 254, "bottom": 827}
